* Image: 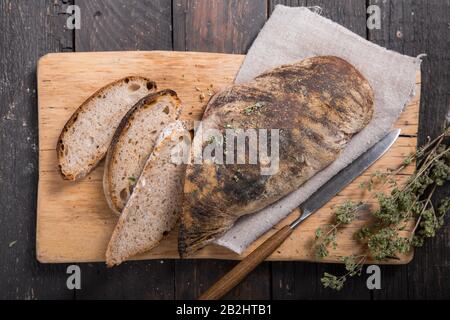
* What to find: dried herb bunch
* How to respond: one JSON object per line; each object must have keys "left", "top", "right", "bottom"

{"left": 314, "top": 126, "right": 450, "bottom": 290}
{"left": 314, "top": 201, "right": 367, "bottom": 259}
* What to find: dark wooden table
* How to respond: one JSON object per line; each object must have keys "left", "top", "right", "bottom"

{"left": 0, "top": 0, "right": 449, "bottom": 300}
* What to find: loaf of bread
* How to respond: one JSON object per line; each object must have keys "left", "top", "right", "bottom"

{"left": 103, "top": 90, "right": 181, "bottom": 215}
{"left": 106, "top": 120, "right": 191, "bottom": 266}
{"left": 179, "top": 56, "right": 374, "bottom": 256}
{"left": 57, "top": 76, "right": 157, "bottom": 180}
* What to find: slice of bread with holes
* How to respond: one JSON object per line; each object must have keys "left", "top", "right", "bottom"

{"left": 103, "top": 89, "right": 182, "bottom": 215}
{"left": 106, "top": 120, "right": 191, "bottom": 266}
{"left": 57, "top": 76, "right": 157, "bottom": 180}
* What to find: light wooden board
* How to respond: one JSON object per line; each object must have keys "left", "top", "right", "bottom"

{"left": 37, "top": 51, "right": 420, "bottom": 264}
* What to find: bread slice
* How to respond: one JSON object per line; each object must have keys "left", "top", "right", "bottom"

{"left": 106, "top": 120, "right": 191, "bottom": 266}
{"left": 57, "top": 76, "right": 157, "bottom": 181}
{"left": 103, "top": 90, "right": 182, "bottom": 215}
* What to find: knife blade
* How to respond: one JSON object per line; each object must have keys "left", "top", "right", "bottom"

{"left": 199, "top": 129, "right": 401, "bottom": 300}
{"left": 290, "top": 128, "right": 401, "bottom": 229}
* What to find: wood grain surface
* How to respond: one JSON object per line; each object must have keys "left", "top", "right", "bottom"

{"left": 1, "top": 0, "right": 448, "bottom": 300}
{"left": 0, "top": 0, "right": 75, "bottom": 300}
{"left": 36, "top": 50, "right": 420, "bottom": 265}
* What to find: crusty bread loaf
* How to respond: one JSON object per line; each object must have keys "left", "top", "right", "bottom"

{"left": 103, "top": 90, "right": 182, "bottom": 215}
{"left": 179, "top": 56, "right": 374, "bottom": 257}
{"left": 106, "top": 121, "right": 191, "bottom": 266}
{"left": 57, "top": 76, "right": 157, "bottom": 180}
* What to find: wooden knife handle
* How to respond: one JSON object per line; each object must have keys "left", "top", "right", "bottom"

{"left": 198, "top": 225, "right": 293, "bottom": 300}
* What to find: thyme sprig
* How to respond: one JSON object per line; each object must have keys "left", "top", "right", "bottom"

{"left": 243, "top": 102, "right": 266, "bottom": 115}
{"left": 321, "top": 255, "right": 367, "bottom": 290}
{"left": 314, "top": 201, "right": 367, "bottom": 259}
{"left": 314, "top": 126, "right": 450, "bottom": 290}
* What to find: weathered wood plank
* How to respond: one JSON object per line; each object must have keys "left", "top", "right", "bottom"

{"left": 270, "top": 1, "right": 367, "bottom": 39}
{"left": 172, "top": 0, "right": 270, "bottom": 300}
{"left": 75, "top": 0, "right": 172, "bottom": 51}
{"left": 270, "top": 0, "right": 307, "bottom": 14}
{"left": 307, "top": 0, "right": 367, "bottom": 37}
{"left": 72, "top": 0, "right": 175, "bottom": 300}
{"left": 272, "top": 262, "right": 375, "bottom": 300}
{"left": 74, "top": 261, "right": 175, "bottom": 299}
{"left": 369, "top": 0, "right": 450, "bottom": 300}
{"left": 269, "top": 0, "right": 372, "bottom": 300}
{"left": 173, "top": 0, "right": 267, "bottom": 53}
{"left": 0, "top": 0, "right": 74, "bottom": 299}
{"left": 175, "top": 260, "right": 271, "bottom": 300}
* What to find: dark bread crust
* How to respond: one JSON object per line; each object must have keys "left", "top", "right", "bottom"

{"left": 103, "top": 89, "right": 182, "bottom": 214}
{"left": 179, "top": 56, "right": 374, "bottom": 257}
{"left": 57, "top": 76, "right": 157, "bottom": 180}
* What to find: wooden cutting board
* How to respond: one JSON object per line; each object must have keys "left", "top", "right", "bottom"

{"left": 37, "top": 51, "right": 420, "bottom": 264}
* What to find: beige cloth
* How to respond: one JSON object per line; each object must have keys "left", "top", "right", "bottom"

{"left": 215, "top": 5, "right": 422, "bottom": 254}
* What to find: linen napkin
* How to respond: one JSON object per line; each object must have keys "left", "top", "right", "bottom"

{"left": 215, "top": 5, "right": 422, "bottom": 254}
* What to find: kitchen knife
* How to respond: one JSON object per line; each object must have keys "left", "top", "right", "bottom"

{"left": 199, "top": 129, "right": 401, "bottom": 300}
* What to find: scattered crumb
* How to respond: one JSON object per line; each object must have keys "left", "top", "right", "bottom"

{"left": 4, "top": 111, "right": 15, "bottom": 120}
{"left": 206, "top": 86, "right": 215, "bottom": 97}
{"left": 9, "top": 240, "right": 17, "bottom": 248}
